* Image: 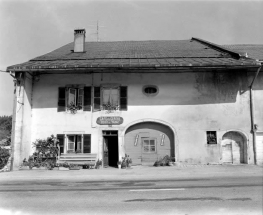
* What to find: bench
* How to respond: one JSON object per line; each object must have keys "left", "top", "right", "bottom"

{"left": 57, "top": 153, "right": 97, "bottom": 167}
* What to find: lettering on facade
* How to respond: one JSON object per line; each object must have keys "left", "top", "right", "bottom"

{"left": 96, "top": 116, "right": 124, "bottom": 125}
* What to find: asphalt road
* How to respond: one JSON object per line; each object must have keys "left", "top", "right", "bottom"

{"left": 0, "top": 175, "right": 262, "bottom": 215}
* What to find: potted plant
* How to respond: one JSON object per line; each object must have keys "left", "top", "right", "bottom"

{"left": 121, "top": 154, "right": 132, "bottom": 169}
{"left": 59, "top": 162, "right": 69, "bottom": 171}
{"left": 69, "top": 164, "right": 81, "bottom": 170}
{"left": 95, "top": 159, "right": 102, "bottom": 169}
{"left": 117, "top": 161, "right": 122, "bottom": 169}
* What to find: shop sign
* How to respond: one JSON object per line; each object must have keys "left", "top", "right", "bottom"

{"left": 96, "top": 116, "right": 123, "bottom": 125}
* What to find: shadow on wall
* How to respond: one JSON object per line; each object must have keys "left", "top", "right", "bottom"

{"left": 30, "top": 70, "right": 260, "bottom": 109}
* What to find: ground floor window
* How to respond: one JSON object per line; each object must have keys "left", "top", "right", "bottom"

{"left": 207, "top": 131, "right": 217, "bottom": 144}
{"left": 142, "top": 138, "right": 156, "bottom": 153}
{"left": 56, "top": 134, "right": 91, "bottom": 154}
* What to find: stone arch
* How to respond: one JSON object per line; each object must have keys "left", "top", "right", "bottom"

{"left": 221, "top": 130, "right": 248, "bottom": 164}
{"left": 121, "top": 119, "right": 178, "bottom": 164}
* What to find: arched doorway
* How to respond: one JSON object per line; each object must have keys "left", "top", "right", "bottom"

{"left": 124, "top": 122, "right": 175, "bottom": 166}
{"left": 221, "top": 131, "right": 247, "bottom": 164}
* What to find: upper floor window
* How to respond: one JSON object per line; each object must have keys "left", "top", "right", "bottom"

{"left": 67, "top": 88, "right": 84, "bottom": 110}
{"left": 58, "top": 85, "right": 91, "bottom": 113}
{"left": 93, "top": 86, "right": 127, "bottom": 111}
{"left": 143, "top": 85, "right": 159, "bottom": 97}
{"left": 58, "top": 85, "right": 127, "bottom": 112}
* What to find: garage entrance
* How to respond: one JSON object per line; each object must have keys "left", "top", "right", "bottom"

{"left": 124, "top": 122, "right": 175, "bottom": 166}
{"left": 103, "top": 130, "right": 118, "bottom": 168}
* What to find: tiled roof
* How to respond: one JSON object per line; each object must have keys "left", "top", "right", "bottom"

{"left": 222, "top": 44, "right": 263, "bottom": 61}
{"left": 7, "top": 40, "right": 260, "bottom": 71}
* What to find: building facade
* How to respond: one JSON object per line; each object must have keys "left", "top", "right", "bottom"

{"left": 7, "top": 29, "right": 263, "bottom": 170}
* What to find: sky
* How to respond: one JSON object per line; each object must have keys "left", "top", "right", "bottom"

{"left": 0, "top": 0, "right": 262, "bottom": 116}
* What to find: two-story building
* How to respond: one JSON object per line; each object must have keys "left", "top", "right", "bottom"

{"left": 7, "top": 29, "right": 263, "bottom": 170}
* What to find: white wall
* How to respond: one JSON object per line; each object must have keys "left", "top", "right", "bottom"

{"left": 28, "top": 70, "right": 257, "bottom": 164}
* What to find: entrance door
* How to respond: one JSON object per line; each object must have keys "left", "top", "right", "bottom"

{"left": 141, "top": 137, "right": 158, "bottom": 166}
{"left": 103, "top": 131, "right": 119, "bottom": 167}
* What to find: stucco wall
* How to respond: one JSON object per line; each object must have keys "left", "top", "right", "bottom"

{"left": 29, "top": 70, "right": 258, "bottom": 164}
{"left": 12, "top": 73, "right": 32, "bottom": 170}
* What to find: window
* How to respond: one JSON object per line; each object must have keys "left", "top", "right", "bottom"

{"left": 56, "top": 134, "right": 91, "bottom": 154}
{"left": 93, "top": 86, "right": 127, "bottom": 111}
{"left": 142, "top": 138, "right": 156, "bottom": 153}
{"left": 207, "top": 131, "right": 217, "bottom": 144}
{"left": 67, "top": 135, "right": 82, "bottom": 153}
{"left": 67, "top": 88, "right": 84, "bottom": 110}
{"left": 57, "top": 86, "right": 91, "bottom": 112}
{"left": 143, "top": 85, "right": 159, "bottom": 96}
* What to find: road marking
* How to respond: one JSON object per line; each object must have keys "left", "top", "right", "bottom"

{"left": 129, "top": 188, "right": 185, "bottom": 192}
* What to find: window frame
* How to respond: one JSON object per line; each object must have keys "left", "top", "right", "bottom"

{"left": 66, "top": 87, "right": 84, "bottom": 111}
{"left": 66, "top": 134, "right": 83, "bottom": 153}
{"left": 142, "top": 137, "right": 157, "bottom": 153}
{"left": 206, "top": 131, "right": 217, "bottom": 144}
{"left": 142, "top": 85, "right": 159, "bottom": 97}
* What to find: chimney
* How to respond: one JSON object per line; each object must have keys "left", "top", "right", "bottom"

{"left": 74, "top": 29, "right": 86, "bottom": 52}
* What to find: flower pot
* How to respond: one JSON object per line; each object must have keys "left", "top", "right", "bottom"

{"left": 69, "top": 166, "right": 81, "bottom": 170}
{"left": 118, "top": 164, "right": 121, "bottom": 169}
{"left": 20, "top": 166, "right": 30, "bottom": 170}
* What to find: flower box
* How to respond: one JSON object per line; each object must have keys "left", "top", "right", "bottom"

{"left": 59, "top": 167, "right": 69, "bottom": 171}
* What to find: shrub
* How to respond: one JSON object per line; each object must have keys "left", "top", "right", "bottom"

{"left": 0, "top": 147, "right": 10, "bottom": 169}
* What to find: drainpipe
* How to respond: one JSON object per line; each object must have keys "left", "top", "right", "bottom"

{"left": 249, "top": 66, "right": 261, "bottom": 165}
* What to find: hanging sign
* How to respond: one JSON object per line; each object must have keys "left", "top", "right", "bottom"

{"left": 96, "top": 116, "right": 123, "bottom": 125}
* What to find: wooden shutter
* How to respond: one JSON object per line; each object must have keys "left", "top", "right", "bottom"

{"left": 83, "top": 134, "right": 91, "bottom": 153}
{"left": 94, "top": 87, "right": 101, "bottom": 111}
{"left": 83, "top": 87, "right": 91, "bottom": 111}
{"left": 57, "top": 87, "right": 66, "bottom": 112}
{"left": 120, "top": 86, "right": 127, "bottom": 110}
{"left": 57, "top": 134, "right": 64, "bottom": 155}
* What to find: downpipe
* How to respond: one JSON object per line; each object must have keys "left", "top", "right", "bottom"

{"left": 249, "top": 66, "right": 261, "bottom": 165}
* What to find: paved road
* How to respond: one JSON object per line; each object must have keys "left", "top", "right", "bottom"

{"left": 0, "top": 175, "right": 262, "bottom": 215}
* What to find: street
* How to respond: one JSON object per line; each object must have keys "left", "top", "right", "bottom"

{"left": 0, "top": 170, "right": 262, "bottom": 215}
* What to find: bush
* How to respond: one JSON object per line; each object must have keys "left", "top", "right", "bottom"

{"left": 0, "top": 147, "right": 10, "bottom": 169}
{"left": 22, "top": 135, "right": 59, "bottom": 170}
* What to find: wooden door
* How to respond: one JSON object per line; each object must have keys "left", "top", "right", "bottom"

{"left": 222, "top": 141, "right": 233, "bottom": 163}
{"left": 103, "top": 138, "right": 109, "bottom": 167}
{"left": 141, "top": 137, "right": 158, "bottom": 166}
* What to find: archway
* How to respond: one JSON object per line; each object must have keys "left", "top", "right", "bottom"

{"left": 124, "top": 121, "right": 176, "bottom": 166}
{"left": 221, "top": 131, "right": 247, "bottom": 164}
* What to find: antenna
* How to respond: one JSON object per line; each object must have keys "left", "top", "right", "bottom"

{"left": 87, "top": 20, "right": 106, "bottom": 42}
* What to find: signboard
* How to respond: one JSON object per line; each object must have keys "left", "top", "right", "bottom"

{"left": 96, "top": 116, "right": 123, "bottom": 125}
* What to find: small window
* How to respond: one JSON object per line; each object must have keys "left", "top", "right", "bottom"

{"left": 207, "top": 131, "right": 217, "bottom": 144}
{"left": 143, "top": 85, "right": 159, "bottom": 96}
{"left": 142, "top": 138, "right": 156, "bottom": 153}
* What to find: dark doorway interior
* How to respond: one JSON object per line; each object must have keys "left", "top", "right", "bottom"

{"left": 103, "top": 131, "right": 118, "bottom": 168}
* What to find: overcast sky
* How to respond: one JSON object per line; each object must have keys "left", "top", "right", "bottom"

{"left": 0, "top": 0, "right": 263, "bottom": 116}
